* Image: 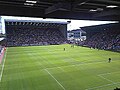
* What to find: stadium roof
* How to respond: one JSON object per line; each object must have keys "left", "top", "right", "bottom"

{"left": 0, "top": 0, "right": 120, "bottom": 21}
{"left": 4, "top": 16, "right": 69, "bottom": 24}
{"left": 81, "top": 23, "right": 120, "bottom": 32}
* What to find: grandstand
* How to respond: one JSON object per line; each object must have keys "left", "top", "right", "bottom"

{"left": 79, "top": 23, "right": 120, "bottom": 51}
{"left": 5, "top": 19, "right": 68, "bottom": 46}
{"left": 0, "top": 0, "right": 120, "bottom": 90}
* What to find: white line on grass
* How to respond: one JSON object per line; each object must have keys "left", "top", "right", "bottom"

{"left": 45, "top": 61, "right": 104, "bottom": 70}
{"left": 86, "top": 72, "right": 120, "bottom": 90}
{"left": 58, "top": 67, "right": 65, "bottom": 72}
{"left": 44, "top": 69, "right": 66, "bottom": 90}
{"left": 0, "top": 48, "right": 7, "bottom": 82}
{"left": 99, "top": 71, "right": 120, "bottom": 76}
{"left": 45, "top": 60, "right": 118, "bottom": 70}
{"left": 98, "top": 75, "right": 115, "bottom": 83}
{"left": 85, "top": 82, "right": 120, "bottom": 90}
{"left": 99, "top": 73, "right": 111, "bottom": 76}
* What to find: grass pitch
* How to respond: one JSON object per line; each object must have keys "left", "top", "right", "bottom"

{"left": 0, "top": 44, "right": 120, "bottom": 90}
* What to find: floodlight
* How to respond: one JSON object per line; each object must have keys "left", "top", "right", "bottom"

{"left": 106, "top": 5, "right": 118, "bottom": 8}
{"left": 26, "top": 0, "right": 37, "bottom": 3}
{"left": 89, "top": 9, "right": 97, "bottom": 12}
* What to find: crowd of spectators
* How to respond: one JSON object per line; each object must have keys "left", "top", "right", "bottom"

{"left": 6, "top": 26, "right": 66, "bottom": 46}
{"left": 78, "top": 31, "right": 120, "bottom": 51}
{"left": 0, "top": 45, "right": 3, "bottom": 53}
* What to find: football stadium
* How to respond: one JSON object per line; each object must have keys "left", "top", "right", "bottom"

{"left": 0, "top": 0, "right": 120, "bottom": 90}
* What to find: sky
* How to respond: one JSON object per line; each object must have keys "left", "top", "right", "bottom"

{"left": 67, "top": 20, "right": 118, "bottom": 30}
{"left": 1, "top": 16, "right": 119, "bottom": 32}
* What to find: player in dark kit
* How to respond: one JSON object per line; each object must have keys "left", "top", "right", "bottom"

{"left": 64, "top": 48, "right": 65, "bottom": 51}
{"left": 108, "top": 58, "right": 111, "bottom": 63}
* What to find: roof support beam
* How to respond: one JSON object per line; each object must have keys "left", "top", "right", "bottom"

{"left": 45, "top": 0, "right": 90, "bottom": 14}
{"left": 83, "top": 2, "right": 107, "bottom": 7}
{"left": 45, "top": 2, "right": 71, "bottom": 14}
{"left": 93, "top": 9, "right": 120, "bottom": 17}
{"left": 93, "top": 0, "right": 120, "bottom": 5}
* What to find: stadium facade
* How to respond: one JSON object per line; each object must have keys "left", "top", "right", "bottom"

{"left": 67, "top": 29, "right": 86, "bottom": 41}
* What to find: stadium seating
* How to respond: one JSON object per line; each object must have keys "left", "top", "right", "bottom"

{"left": 6, "top": 26, "right": 66, "bottom": 46}
{"left": 79, "top": 31, "right": 120, "bottom": 51}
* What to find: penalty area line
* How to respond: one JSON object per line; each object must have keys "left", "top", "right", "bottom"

{"left": 44, "top": 69, "right": 66, "bottom": 90}
{"left": 85, "top": 82, "right": 120, "bottom": 90}
{"left": 0, "top": 48, "right": 7, "bottom": 82}
{"left": 98, "top": 75, "right": 115, "bottom": 83}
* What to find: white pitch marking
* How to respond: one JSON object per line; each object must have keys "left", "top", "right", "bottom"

{"left": 98, "top": 75, "right": 115, "bottom": 83}
{"left": 44, "top": 69, "right": 65, "bottom": 90}
{"left": 44, "top": 59, "right": 120, "bottom": 71}
{"left": 85, "top": 71, "right": 120, "bottom": 90}
{"left": 44, "top": 60, "right": 112, "bottom": 70}
{"left": 99, "top": 71, "right": 120, "bottom": 76}
{"left": 99, "top": 73, "right": 111, "bottom": 76}
{"left": 0, "top": 48, "right": 7, "bottom": 82}
{"left": 58, "top": 67, "right": 65, "bottom": 72}
{"left": 85, "top": 82, "right": 120, "bottom": 90}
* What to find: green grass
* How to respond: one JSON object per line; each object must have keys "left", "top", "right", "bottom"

{"left": 0, "top": 44, "right": 120, "bottom": 90}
